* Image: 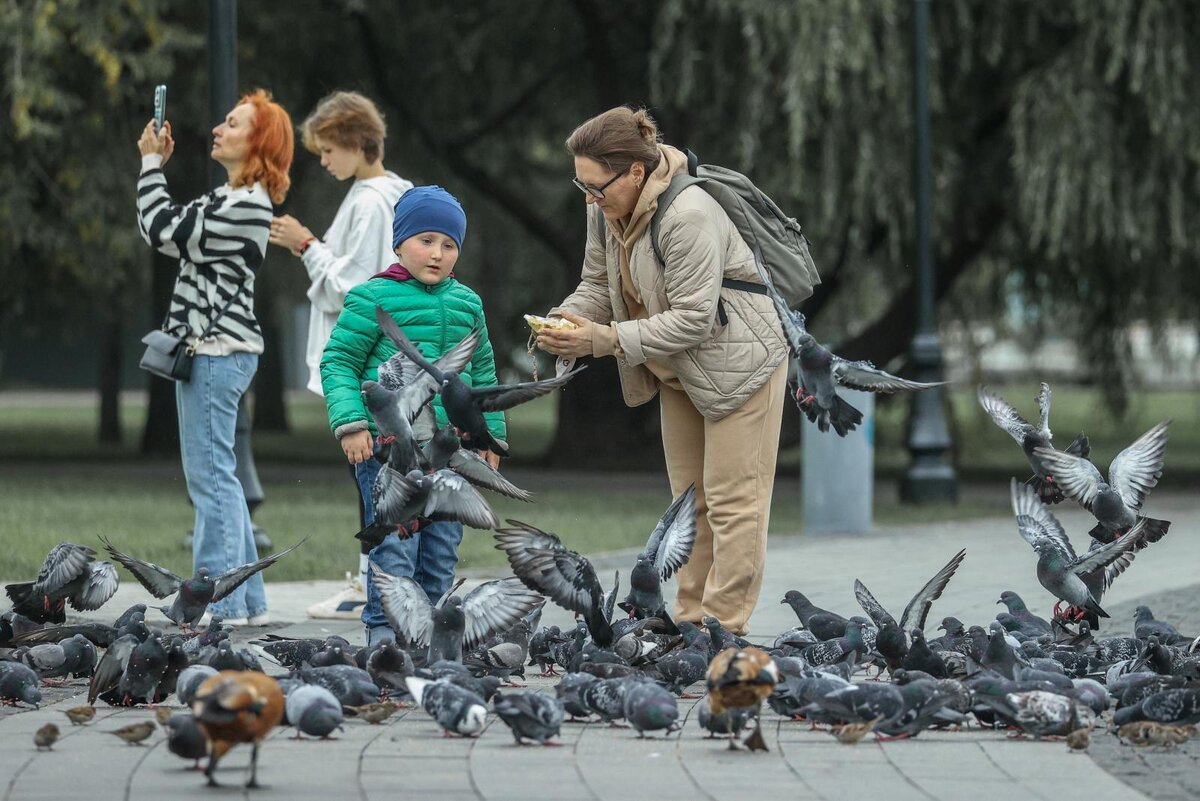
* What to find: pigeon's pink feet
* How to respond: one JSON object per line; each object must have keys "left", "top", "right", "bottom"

{"left": 538, "top": 668, "right": 559, "bottom": 678}
{"left": 874, "top": 732, "right": 911, "bottom": 742}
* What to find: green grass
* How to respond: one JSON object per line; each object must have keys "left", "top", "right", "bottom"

{"left": 0, "top": 382, "right": 1191, "bottom": 582}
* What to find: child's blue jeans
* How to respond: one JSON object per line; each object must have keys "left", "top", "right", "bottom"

{"left": 354, "top": 456, "right": 464, "bottom": 638}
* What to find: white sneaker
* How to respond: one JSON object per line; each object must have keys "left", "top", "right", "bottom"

{"left": 197, "top": 612, "right": 249, "bottom": 628}
{"left": 306, "top": 572, "right": 368, "bottom": 620}
{"left": 247, "top": 613, "right": 270, "bottom": 626}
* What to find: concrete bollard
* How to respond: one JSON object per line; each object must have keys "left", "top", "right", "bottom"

{"left": 801, "top": 388, "right": 874, "bottom": 534}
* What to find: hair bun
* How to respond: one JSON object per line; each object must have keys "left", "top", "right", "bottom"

{"left": 631, "top": 108, "right": 661, "bottom": 145}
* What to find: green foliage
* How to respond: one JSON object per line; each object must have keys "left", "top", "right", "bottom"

{"left": 0, "top": 0, "right": 200, "bottom": 336}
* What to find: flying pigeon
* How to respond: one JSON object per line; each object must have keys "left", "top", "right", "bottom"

{"left": 366, "top": 466, "right": 500, "bottom": 543}
{"left": 618, "top": 484, "right": 697, "bottom": 626}
{"left": 493, "top": 691, "right": 565, "bottom": 745}
{"left": 977, "top": 384, "right": 1089, "bottom": 504}
{"left": 371, "top": 568, "right": 543, "bottom": 664}
{"left": 100, "top": 537, "right": 307, "bottom": 628}
{"left": 1010, "top": 479, "right": 1144, "bottom": 624}
{"left": 494, "top": 520, "right": 615, "bottom": 647}
{"left": 853, "top": 549, "right": 966, "bottom": 673}
{"left": 375, "top": 304, "right": 582, "bottom": 456}
{"left": 759, "top": 264, "right": 941, "bottom": 436}
{"left": 1034, "top": 419, "right": 1171, "bottom": 545}
{"left": 5, "top": 543, "right": 119, "bottom": 624}
{"left": 423, "top": 425, "right": 533, "bottom": 502}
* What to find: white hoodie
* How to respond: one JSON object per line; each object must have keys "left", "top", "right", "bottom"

{"left": 301, "top": 171, "right": 412, "bottom": 394}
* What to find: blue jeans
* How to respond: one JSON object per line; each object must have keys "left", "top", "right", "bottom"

{"left": 176, "top": 352, "right": 266, "bottom": 619}
{"left": 355, "top": 458, "right": 464, "bottom": 631}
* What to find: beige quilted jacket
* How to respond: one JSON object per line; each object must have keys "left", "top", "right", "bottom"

{"left": 552, "top": 151, "right": 787, "bottom": 421}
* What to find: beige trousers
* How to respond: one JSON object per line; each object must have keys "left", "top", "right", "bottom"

{"left": 664, "top": 362, "right": 787, "bottom": 635}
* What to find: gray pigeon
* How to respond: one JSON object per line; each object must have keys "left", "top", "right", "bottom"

{"left": 997, "top": 691, "right": 1093, "bottom": 738}
{"left": 370, "top": 467, "right": 501, "bottom": 540}
{"left": 978, "top": 383, "right": 1089, "bottom": 504}
{"left": 5, "top": 543, "right": 119, "bottom": 624}
{"left": 101, "top": 537, "right": 307, "bottom": 628}
{"left": 853, "top": 549, "right": 966, "bottom": 673}
{"left": 622, "top": 681, "right": 680, "bottom": 737}
{"left": 463, "top": 618, "right": 532, "bottom": 682}
{"left": 494, "top": 521, "right": 614, "bottom": 647}
{"left": 286, "top": 684, "right": 345, "bottom": 739}
{"left": 372, "top": 568, "right": 543, "bottom": 664}
{"left": 1010, "top": 479, "right": 1143, "bottom": 623}
{"left": 423, "top": 425, "right": 533, "bottom": 502}
{"left": 405, "top": 676, "right": 488, "bottom": 737}
{"left": 20, "top": 634, "right": 96, "bottom": 680}
{"left": 1034, "top": 419, "right": 1171, "bottom": 545}
{"left": 764, "top": 267, "right": 941, "bottom": 436}
{"left": 555, "top": 672, "right": 598, "bottom": 720}
{"left": 780, "top": 591, "right": 849, "bottom": 641}
{"left": 376, "top": 305, "right": 583, "bottom": 456}
{"left": 175, "top": 664, "right": 219, "bottom": 706}
{"left": 365, "top": 640, "right": 414, "bottom": 693}
{"left": 697, "top": 695, "right": 753, "bottom": 738}
{"left": 996, "top": 591, "right": 1052, "bottom": 634}
{"left": 163, "top": 713, "right": 208, "bottom": 767}
{"left": 493, "top": 691, "right": 565, "bottom": 744}
{"left": 581, "top": 677, "right": 639, "bottom": 725}
{"left": 1133, "top": 606, "right": 1190, "bottom": 645}
{"left": 619, "top": 484, "right": 697, "bottom": 625}
{"left": 296, "top": 665, "right": 380, "bottom": 707}
{"left": 1112, "top": 688, "right": 1200, "bottom": 727}
{"left": 0, "top": 661, "right": 42, "bottom": 707}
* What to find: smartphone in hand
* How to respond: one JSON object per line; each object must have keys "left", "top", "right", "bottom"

{"left": 153, "top": 85, "right": 167, "bottom": 133}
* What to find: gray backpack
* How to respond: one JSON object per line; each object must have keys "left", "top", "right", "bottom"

{"left": 650, "top": 150, "right": 820, "bottom": 309}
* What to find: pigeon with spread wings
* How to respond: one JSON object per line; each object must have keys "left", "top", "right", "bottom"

{"left": 978, "top": 384, "right": 1090, "bottom": 505}
{"left": 619, "top": 484, "right": 697, "bottom": 626}
{"left": 759, "top": 260, "right": 942, "bottom": 437}
{"left": 853, "top": 549, "right": 966, "bottom": 674}
{"left": 370, "top": 567, "right": 543, "bottom": 664}
{"left": 100, "top": 537, "right": 307, "bottom": 628}
{"left": 1034, "top": 419, "right": 1171, "bottom": 546}
{"left": 375, "top": 305, "right": 582, "bottom": 455}
{"left": 5, "top": 543, "right": 119, "bottom": 624}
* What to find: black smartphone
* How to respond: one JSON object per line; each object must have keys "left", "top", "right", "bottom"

{"left": 153, "top": 85, "right": 167, "bottom": 133}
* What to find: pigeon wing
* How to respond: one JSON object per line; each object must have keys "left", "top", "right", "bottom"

{"left": 493, "top": 521, "right": 568, "bottom": 591}
{"left": 100, "top": 536, "right": 183, "bottom": 598}
{"left": 69, "top": 561, "right": 120, "bottom": 611}
{"left": 643, "top": 483, "right": 698, "bottom": 580}
{"left": 1107, "top": 419, "right": 1170, "bottom": 513}
{"left": 853, "top": 579, "right": 897, "bottom": 628}
{"left": 446, "top": 449, "right": 533, "bottom": 502}
{"left": 370, "top": 568, "right": 434, "bottom": 647}
{"left": 374, "top": 304, "right": 446, "bottom": 383}
{"left": 899, "top": 549, "right": 966, "bottom": 632}
{"left": 422, "top": 470, "right": 500, "bottom": 529}
{"left": 601, "top": 570, "right": 620, "bottom": 624}
{"left": 1034, "top": 383, "right": 1052, "bottom": 439}
{"left": 375, "top": 346, "right": 428, "bottom": 394}
{"left": 1032, "top": 447, "right": 1105, "bottom": 512}
{"left": 978, "top": 386, "right": 1033, "bottom": 445}
{"left": 832, "top": 358, "right": 945, "bottom": 393}
{"left": 34, "top": 543, "right": 96, "bottom": 595}
{"left": 1069, "top": 521, "right": 1143, "bottom": 579}
{"left": 210, "top": 538, "right": 307, "bottom": 602}
{"left": 472, "top": 367, "right": 585, "bottom": 413}
{"left": 88, "top": 634, "right": 135, "bottom": 703}
{"left": 755, "top": 249, "right": 808, "bottom": 357}
{"left": 372, "top": 466, "right": 422, "bottom": 525}
{"left": 1010, "top": 479, "right": 1075, "bottom": 560}
{"left": 461, "top": 578, "right": 544, "bottom": 650}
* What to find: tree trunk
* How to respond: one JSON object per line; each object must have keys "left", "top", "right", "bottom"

{"left": 543, "top": 357, "right": 665, "bottom": 470}
{"left": 141, "top": 252, "right": 180, "bottom": 456}
{"left": 98, "top": 308, "right": 122, "bottom": 445}
{"left": 251, "top": 275, "right": 288, "bottom": 432}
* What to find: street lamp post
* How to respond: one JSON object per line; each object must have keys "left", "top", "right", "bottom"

{"left": 208, "top": 0, "right": 270, "bottom": 551}
{"left": 900, "top": 0, "right": 958, "bottom": 504}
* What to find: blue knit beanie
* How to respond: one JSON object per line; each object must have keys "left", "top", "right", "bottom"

{"left": 391, "top": 185, "right": 467, "bottom": 250}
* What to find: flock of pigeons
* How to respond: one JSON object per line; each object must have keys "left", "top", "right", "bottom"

{"left": 1, "top": 290, "right": 1197, "bottom": 787}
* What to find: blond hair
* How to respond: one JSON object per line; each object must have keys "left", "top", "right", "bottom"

{"left": 301, "top": 91, "right": 387, "bottom": 164}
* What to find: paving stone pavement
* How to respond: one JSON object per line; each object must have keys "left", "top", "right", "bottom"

{"left": 3, "top": 489, "right": 1197, "bottom": 800}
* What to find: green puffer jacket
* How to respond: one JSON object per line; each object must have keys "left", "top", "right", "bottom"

{"left": 320, "top": 276, "right": 507, "bottom": 445}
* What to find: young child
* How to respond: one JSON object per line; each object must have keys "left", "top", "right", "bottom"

{"left": 269, "top": 90, "right": 413, "bottom": 620}
{"left": 319, "top": 186, "right": 506, "bottom": 646}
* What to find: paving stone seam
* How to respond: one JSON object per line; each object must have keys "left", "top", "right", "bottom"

{"left": 356, "top": 706, "right": 417, "bottom": 801}
{"left": 670, "top": 698, "right": 720, "bottom": 801}
{"left": 3, "top": 696, "right": 126, "bottom": 801}
{"left": 874, "top": 740, "right": 940, "bottom": 801}
{"left": 123, "top": 737, "right": 166, "bottom": 801}
{"left": 465, "top": 706, "right": 504, "bottom": 800}
{"left": 772, "top": 717, "right": 830, "bottom": 801}
{"left": 974, "top": 740, "right": 1055, "bottom": 801}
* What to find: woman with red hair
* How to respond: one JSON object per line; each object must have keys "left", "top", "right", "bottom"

{"left": 135, "top": 90, "right": 294, "bottom": 626}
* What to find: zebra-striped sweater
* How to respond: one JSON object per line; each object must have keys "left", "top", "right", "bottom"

{"left": 136, "top": 154, "right": 272, "bottom": 355}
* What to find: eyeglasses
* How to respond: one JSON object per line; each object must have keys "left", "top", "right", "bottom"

{"left": 572, "top": 165, "right": 629, "bottom": 199}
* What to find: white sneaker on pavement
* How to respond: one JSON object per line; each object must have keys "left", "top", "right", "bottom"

{"left": 306, "top": 572, "right": 367, "bottom": 620}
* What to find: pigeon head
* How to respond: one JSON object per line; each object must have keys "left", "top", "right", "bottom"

{"left": 780, "top": 590, "right": 807, "bottom": 607}
{"left": 359, "top": 381, "right": 390, "bottom": 409}
{"left": 938, "top": 617, "right": 964, "bottom": 634}
{"left": 997, "top": 591, "right": 1026, "bottom": 612}
{"left": 1133, "top": 606, "right": 1152, "bottom": 622}
{"left": 19, "top": 679, "right": 42, "bottom": 707}
{"left": 432, "top": 426, "right": 460, "bottom": 448}
{"left": 196, "top": 567, "right": 211, "bottom": 581}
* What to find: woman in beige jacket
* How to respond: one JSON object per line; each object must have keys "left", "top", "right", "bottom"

{"left": 537, "top": 106, "right": 788, "bottom": 635}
